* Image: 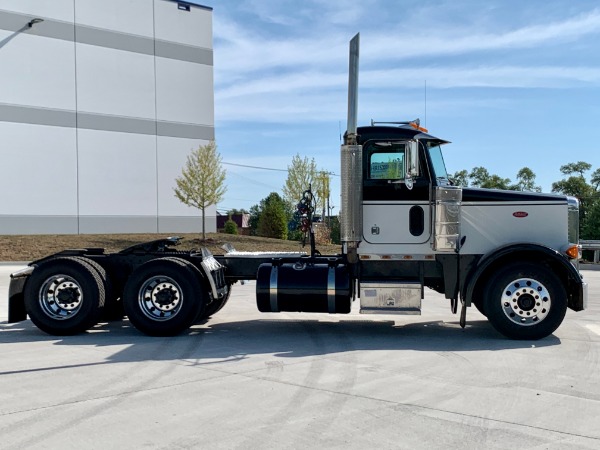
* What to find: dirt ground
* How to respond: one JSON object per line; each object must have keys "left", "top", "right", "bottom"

{"left": 0, "top": 233, "right": 342, "bottom": 262}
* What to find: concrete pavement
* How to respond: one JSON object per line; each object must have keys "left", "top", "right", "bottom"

{"left": 1, "top": 264, "right": 599, "bottom": 449}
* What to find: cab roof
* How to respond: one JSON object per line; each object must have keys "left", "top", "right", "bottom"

{"left": 356, "top": 125, "right": 450, "bottom": 146}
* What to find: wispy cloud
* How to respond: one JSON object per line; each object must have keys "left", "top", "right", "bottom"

{"left": 213, "top": 3, "right": 600, "bottom": 124}
{"left": 215, "top": 65, "right": 600, "bottom": 123}
{"left": 214, "top": 5, "right": 600, "bottom": 76}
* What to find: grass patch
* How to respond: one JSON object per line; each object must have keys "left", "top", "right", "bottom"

{"left": 0, "top": 233, "right": 342, "bottom": 261}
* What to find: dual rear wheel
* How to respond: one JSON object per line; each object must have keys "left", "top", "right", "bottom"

{"left": 24, "top": 257, "right": 106, "bottom": 335}
{"left": 123, "top": 257, "right": 206, "bottom": 336}
{"left": 24, "top": 257, "right": 227, "bottom": 336}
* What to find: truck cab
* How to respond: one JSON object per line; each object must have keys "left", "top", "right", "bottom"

{"left": 340, "top": 121, "right": 587, "bottom": 339}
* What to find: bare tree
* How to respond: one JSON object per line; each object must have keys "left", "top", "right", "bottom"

{"left": 174, "top": 141, "right": 227, "bottom": 240}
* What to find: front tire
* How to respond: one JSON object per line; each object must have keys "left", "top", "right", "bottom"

{"left": 483, "top": 263, "right": 567, "bottom": 340}
{"left": 123, "top": 258, "right": 205, "bottom": 336}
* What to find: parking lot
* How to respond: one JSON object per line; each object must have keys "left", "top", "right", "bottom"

{"left": 1, "top": 263, "right": 599, "bottom": 449}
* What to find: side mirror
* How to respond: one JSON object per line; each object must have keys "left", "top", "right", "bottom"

{"left": 405, "top": 140, "right": 419, "bottom": 190}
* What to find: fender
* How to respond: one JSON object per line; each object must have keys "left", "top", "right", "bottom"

{"left": 463, "top": 243, "right": 585, "bottom": 311}
{"left": 8, "top": 266, "right": 34, "bottom": 323}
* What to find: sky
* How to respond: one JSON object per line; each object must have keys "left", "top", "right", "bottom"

{"left": 201, "top": 0, "right": 600, "bottom": 214}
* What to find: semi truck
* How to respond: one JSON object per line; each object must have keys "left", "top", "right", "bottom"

{"left": 7, "top": 34, "right": 587, "bottom": 340}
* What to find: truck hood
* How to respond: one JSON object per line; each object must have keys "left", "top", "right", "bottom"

{"left": 461, "top": 187, "right": 567, "bottom": 203}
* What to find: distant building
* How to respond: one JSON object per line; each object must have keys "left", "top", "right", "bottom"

{"left": 0, "top": 0, "right": 216, "bottom": 234}
{"left": 217, "top": 213, "right": 251, "bottom": 234}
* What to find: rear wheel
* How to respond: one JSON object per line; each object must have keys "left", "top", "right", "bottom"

{"left": 123, "top": 258, "right": 205, "bottom": 336}
{"left": 24, "top": 257, "right": 105, "bottom": 335}
{"left": 74, "top": 257, "right": 123, "bottom": 321}
{"left": 483, "top": 263, "right": 567, "bottom": 340}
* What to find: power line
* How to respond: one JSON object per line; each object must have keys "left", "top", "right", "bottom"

{"left": 223, "top": 161, "right": 288, "bottom": 172}
{"left": 223, "top": 161, "right": 340, "bottom": 176}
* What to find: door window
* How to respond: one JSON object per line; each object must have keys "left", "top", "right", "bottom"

{"left": 368, "top": 143, "right": 405, "bottom": 180}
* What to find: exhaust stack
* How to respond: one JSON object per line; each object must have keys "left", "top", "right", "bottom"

{"left": 345, "top": 33, "right": 360, "bottom": 145}
{"left": 340, "top": 33, "right": 363, "bottom": 256}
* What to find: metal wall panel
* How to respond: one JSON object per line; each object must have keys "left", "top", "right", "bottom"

{"left": 154, "top": 0, "right": 212, "bottom": 49}
{"left": 155, "top": 57, "right": 214, "bottom": 125}
{"left": 0, "top": 1, "right": 215, "bottom": 235}
{"left": 0, "top": 122, "right": 78, "bottom": 216}
{"left": 77, "top": 129, "right": 158, "bottom": 216}
{"left": 74, "top": 0, "right": 154, "bottom": 38}
{"left": 75, "top": 43, "right": 157, "bottom": 119}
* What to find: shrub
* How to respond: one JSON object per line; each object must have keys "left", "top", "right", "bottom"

{"left": 224, "top": 219, "right": 238, "bottom": 235}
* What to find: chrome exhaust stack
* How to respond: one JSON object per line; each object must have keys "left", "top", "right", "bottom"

{"left": 340, "top": 33, "right": 363, "bottom": 260}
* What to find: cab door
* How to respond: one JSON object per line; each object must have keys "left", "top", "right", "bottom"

{"left": 361, "top": 140, "right": 431, "bottom": 247}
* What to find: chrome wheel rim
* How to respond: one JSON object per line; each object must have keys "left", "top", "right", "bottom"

{"left": 501, "top": 277, "right": 551, "bottom": 326}
{"left": 138, "top": 275, "right": 183, "bottom": 321}
{"left": 39, "top": 275, "right": 83, "bottom": 320}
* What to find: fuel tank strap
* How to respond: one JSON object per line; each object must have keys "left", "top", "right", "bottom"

{"left": 269, "top": 265, "right": 279, "bottom": 312}
{"left": 327, "top": 266, "right": 336, "bottom": 313}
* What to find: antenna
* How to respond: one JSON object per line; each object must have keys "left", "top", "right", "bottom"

{"left": 424, "top": 79, "right": 427, "bottom": 128}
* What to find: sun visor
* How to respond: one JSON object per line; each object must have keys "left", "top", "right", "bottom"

{"left": 413, "top": 132, "right": 451, "bottom": 145}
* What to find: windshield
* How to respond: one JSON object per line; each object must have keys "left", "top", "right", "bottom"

{"left": 428, "top": 145, "right": 448, "bottom": 181}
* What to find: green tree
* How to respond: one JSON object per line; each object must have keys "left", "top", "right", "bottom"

{"left": 582, "top": 200, "right": 600, "bottom": 239}
{"left": 257, "top": 193, "right": 288, "bottom": 239}
{"left": 560, "top": 161, "right": 592, "bottom": 178}
{"left": 590, "top": 168, "right": 600, "bottom": 190}
{"left": 451, "top": 170, "right": 469, "bottom": 187}
{"left": 226, "top": 208, "right": 248, "bottom": 215}
{"left": 481, "top": 174, "right": 512, "bottom": 190}
{"left": 248, "top": 203, "right": 261, "bottom": 236}
{"left": 329, "top": 216, "right": 341, "bottom": 245}
{"left": 552, "top": 161, "right": 597, "bottom": 229}
{"left": 515, "top": 167, "right": 541, "bottom": 192}
{"left": 174, "top": 141, "right": 226, "bottom": 240}
{"left": 469, "top": 167, "right": 491, "bottom": 187}
{"left": 551, "top": 177, "right": 593, "bottom": 200}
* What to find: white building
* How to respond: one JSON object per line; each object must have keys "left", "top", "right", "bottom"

{"left": 0, "top": 0, "right": 216, "bottom": 234}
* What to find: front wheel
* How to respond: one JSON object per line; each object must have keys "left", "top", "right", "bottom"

{"left": 483, "top": 263, "right": 567, "bottom": 340}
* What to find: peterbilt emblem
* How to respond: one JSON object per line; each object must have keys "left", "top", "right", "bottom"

{"left": 513, "top": 211, "right": 528, "bottom": 218}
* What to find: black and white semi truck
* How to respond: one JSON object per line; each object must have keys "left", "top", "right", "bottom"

{"left": 7, "top": 34, "right": 587, "bottom": 340}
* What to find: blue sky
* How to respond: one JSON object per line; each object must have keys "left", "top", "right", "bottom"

{"left": 203, "top": 0, "right": 600, "bottom": 213}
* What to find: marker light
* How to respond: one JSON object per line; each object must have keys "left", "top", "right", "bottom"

{"left": 565, "top": 244, "right": 581, "bottom": 260}
{"left": 409, "top": 121, "right": 428, "bottom": 133}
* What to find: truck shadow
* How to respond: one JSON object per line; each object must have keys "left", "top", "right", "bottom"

{"left": 0, "top": 316, "right": 560, "bottom": 370}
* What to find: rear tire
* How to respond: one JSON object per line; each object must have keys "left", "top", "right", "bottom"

{"left": 483, "top": 263, "right": 567, "bottom": 340}
{"left": 73, "top": 257, "right": 124, "bottom": 321}
{"left": 24, "top": 257, "right": 105, "bottom": 335}
{"left": 123, "top": 258, "right": 205, "bottom": 336}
